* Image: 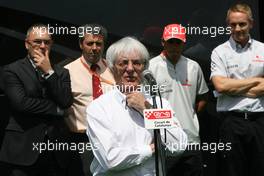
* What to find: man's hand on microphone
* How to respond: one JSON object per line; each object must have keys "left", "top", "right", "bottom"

{"left": 126, "top": 92, "right": 151, "bottom": 114}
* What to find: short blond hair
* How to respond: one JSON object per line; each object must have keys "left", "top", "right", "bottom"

{"left": 226, "top": 3, "right": 253, "bottom": 23}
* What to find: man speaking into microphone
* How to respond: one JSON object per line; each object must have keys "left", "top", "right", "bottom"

{"left": 86, "top": 36, "right": 187, "bottom": 175}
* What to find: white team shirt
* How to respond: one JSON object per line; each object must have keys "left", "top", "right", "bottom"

{"left": 86, "top": 88, "right": 187, "bottom": 176}
{"left": 149, "top": 55, "right": 209, "bottom": 143}
{"left": 210, "top": 36, "right": 264, "bottom": 112}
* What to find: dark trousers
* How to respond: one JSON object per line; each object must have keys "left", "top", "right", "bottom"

{"left": 219, "top": 112, "right": 264, "bottom": 176}
{"left": 67, "top": 133, "right": 93, "bottom": 176}
{"left": 166, "top": 145, "right": 203, "bottom": 176}
{"left": 0, "top": 150, "right": 66, "bottom": 176}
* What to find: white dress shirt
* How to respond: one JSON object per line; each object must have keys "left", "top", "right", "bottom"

{"left": 86, "top": 88, "right": 187, "bottom": 176}
{"left": 210, "top": 36, "right": 264, "bottom": 112}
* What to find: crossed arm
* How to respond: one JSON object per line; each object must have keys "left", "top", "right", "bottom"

{"left": 211, "top": 76, "right": 264, "bottom": 98}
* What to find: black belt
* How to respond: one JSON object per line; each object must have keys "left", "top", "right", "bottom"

{"left": 223, "top": 111, "right": 264, "bottom": 120}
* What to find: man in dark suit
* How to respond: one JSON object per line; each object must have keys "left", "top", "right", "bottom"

{"left": 0, "top": 24, "right": 73, "bottom": 176}
{"left": 0, "top": 66, "right": 9, "bottom": 148}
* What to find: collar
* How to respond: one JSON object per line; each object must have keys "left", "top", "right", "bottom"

{"left": 81, "top": 56, "right": 107, "bottom": 72}
{"left": 229, "top": 36, "right": 252, "bottom": 50}
{"left": 27, "top": 56, "right": 37, "bottom": 69}
{"left": 160, "top": 51, "right": 183, "bottom": 68}
{"left": 113, "top": 86, "right": 127, "bottom": 107}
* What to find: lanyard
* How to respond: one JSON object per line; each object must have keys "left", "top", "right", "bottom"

{"left": 80, "top": 58, "right": 114, "bottom": 85}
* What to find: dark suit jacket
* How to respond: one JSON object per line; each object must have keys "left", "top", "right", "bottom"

{"left": 0, "top": 66, "right": 9, "bottom": 148}
{"left": 0, "top": 66, "right": 4, "bottom": 92}
{"left": 0, "top": 57, "right": 73, "bottom": 167}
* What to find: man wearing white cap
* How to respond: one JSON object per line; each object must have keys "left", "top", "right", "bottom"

{"left": 149, "top": 23, "right": 209, "bottom": 176}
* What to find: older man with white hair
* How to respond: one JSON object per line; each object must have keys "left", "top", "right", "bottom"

{"left": 86, "top": 36, "right": 187, "bottom": 176}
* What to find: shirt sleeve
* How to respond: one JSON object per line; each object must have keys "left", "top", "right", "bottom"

{"left": 210, "top": 49, "right": 228, "bottom": 79}
{"left": 159, "top": 99, "right": 188, "bottom": 157}
{"left": 86, "top": 101, "right": 152, "bottom": 171}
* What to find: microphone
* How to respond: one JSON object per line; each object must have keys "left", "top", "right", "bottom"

{"left": 142, "top": 70, "right": 164, "bottom": 175}
{"left": 142, "top": 70, "right": 157, "bottom": 96}
{"left": 142, "top": 70, "right": 157, "bottom": 85}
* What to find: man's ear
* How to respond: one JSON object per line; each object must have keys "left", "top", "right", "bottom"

{"left": 25, "top": 39, "right": 29, "bottom": 50}
{"left": 249, "top": 19, "right": 253, "bottom": 29}
{"left": 111, "top": 66, "right": 118, "bottom": 81}
{"left": 110, "top": 66, "right": 115, "bottom": 74}
{"left": 161, "top": 40, "right": 165, "bottom": 47}
{"left": 79, "top": 41, "right": 83, "bottom": 50}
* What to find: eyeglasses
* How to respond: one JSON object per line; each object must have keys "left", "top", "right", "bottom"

{"left": 115, "top": 59, "right": 145, "bottom": 70}
{"left": 27, "top": 39, "right": 53, "bottom": 46}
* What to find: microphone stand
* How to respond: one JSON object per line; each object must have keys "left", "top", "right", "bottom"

{"left": 151, "top": 93, "right": 166, "bottom": 176}
{"left": 142, "top": 71, "right": 166, "bottom": 176}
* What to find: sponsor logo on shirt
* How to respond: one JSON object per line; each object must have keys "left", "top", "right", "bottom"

{"left": 181, "top": 79, "right": 192, "bottom": 86}
{"left": 252, "top": 55, "right": 264, "bottom": 62}
{"left": 227, "top": 64, "right": 238, "bottom": 69}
